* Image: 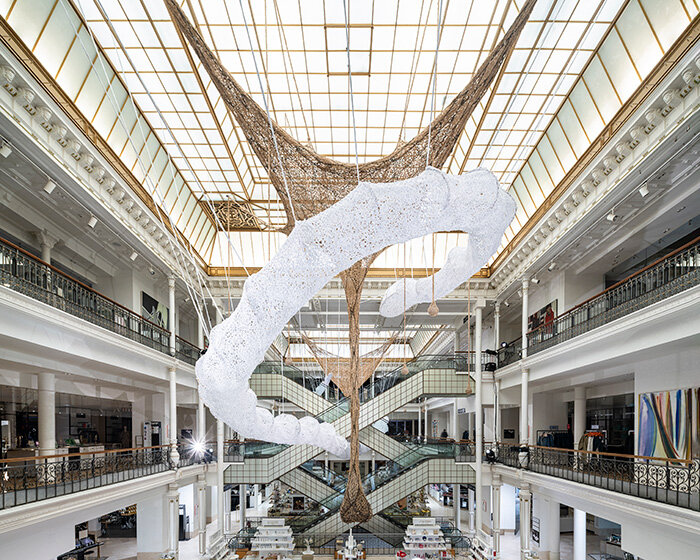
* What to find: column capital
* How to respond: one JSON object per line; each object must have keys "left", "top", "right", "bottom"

{"left": 474, "top": 297, "right": 486, "bottom": 309}
{"left": 574, "top": 386, "right": 587, "bottom": 399}
{"left": 168, "top": 275, "right": 176, "bottom": 289}
{"left": 32, "top": 229, "right": 59, "bottom": 250}
{"left": 494, "top": 301, "right": 501, "bottom": 314}
{"left": 492, "top": 474, "right": 502, "bottom": 486}
{"left": 520, "top": 277, "right": 530, "bottom": 290}
{"left": 519, "top": 484, "right": 531, "bottom": 495}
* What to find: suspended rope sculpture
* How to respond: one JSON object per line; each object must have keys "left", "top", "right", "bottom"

{"left": 165, "top": 0, "right": 535, "bottom": 523}
{"left": 301, "top": 333, "right": 397, "bottom": 396}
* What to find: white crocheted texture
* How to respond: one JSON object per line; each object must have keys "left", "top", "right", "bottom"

{"left": 197, "top": 167, "right": 515, "bottom": 455}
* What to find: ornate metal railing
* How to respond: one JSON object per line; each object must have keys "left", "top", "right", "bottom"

{"left": 526, "top": 236, "right": 700, "bottom": 355}
{"left": 497, "top": 337, "right": 522, "bottom": 368}
{"left": 494, "top": 443, "right": 700, "bottom": 511}
{"left": 175, "top": 335, "right": 201, "bottom": 365}
{"left": 0, "top": 445, "right": 172, "bottom": 510}
{"left": 0, "top": 236, "right": 203, "bottom": 363}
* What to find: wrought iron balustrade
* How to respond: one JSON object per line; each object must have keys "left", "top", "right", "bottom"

{"left": 497, "top": 337, "right": 522, "bottom": 368}
{"left": 176, "top": 335, "right": 201, "bottom": 365}
{"left": 0, "top": 445, "right": 171, "bottom": 510}
{"left": 526, "top": 236, "right": 700, "bottom": 356}
{"left": 494, "top": 443, "right": 700, "bottom": 511}
{"left": 0, "top": 235, "right": 204, "bottom": 362}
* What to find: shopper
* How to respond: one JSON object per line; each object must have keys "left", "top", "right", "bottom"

{"left": 120, "top": 426, "right": 131, "bottom": 449}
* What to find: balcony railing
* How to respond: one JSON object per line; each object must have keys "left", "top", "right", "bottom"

{"left": 526, "top": 236, "right": 700, "bottom": 356}
{"left": 494, "top": 443, "right": 700, "bottom": 511}
{"left": 0, "top": 235, "right": 201, "bottom": 363}
{"left": 0, "top": 443, "right": 213, "bottom": 510}
{"left": 497, "top": 337, "right": 522, "bottom": 368}
{"left": 0, "top": 445, "right": 170, "bottom": 510}
{"left": 176, "top": 335, "right": 201, "bottom": 366}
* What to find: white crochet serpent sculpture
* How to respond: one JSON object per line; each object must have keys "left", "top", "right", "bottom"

{"left": 197, "top": 167, "right": 515, "bottom": 454}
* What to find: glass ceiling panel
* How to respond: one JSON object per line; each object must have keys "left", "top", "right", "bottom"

{"left": 1, "top": 0, "right": 215, "bottom": 260}
{"left": 2, "top": 0, "right": 695, "bottom": 271}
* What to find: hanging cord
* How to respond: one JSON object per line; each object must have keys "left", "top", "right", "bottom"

{"left": 402, "top": 243, "right": 409, "bottom": 375}
{"left": 342, "top": 0, "right": 361, "bottom": 184}
{"left": 236, "top": 0, "right": 297, "bottom": 223}
{"left": 66, "top": 0, "right": 230, "bottom": 334}
{"left": 428, "top": 233, "right": 439, "bottom": 317}
{"left": 467, "top": 281, "right": 472, "bottom": 394}
{"left": 426, "top": 0, "right": 444, "bottom": 168}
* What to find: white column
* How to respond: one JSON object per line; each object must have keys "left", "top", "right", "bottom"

{"left": 495, "top": 379, "right": 502, "bottom": 443}
{"left": 454, "top": 328, "right": 461, "bottom": 354}
{"left": 167, "top": 483, "right": 180, "bottom": 557}
{"left": 169, "top": 366, "right": 180, "bottom": 464}
{"left": 197, "top": 474, "right": 207, "bottom": 555}
{"left": 197, "top": 312, "right": 205, "bottom": 350}
{"left": 451, "top": 401, "right": 458, "bottom": 440}
{"left": 239, "top": 484, "right": 247, "bottom": 530}
{"left": 38, "top": 372, "right": 55, "bottom": 455}
{"left": 494, "top": 302, "right": 501, "bottom": 349}
{"left": 168, "top": 276, "right": 176, "bottom": 355}
{"left": 521, "top": 278, "right": 529, "bottom": 359}
{"left": 492, "top": 476, "right": 502, "bottom": 556}
{"left": 474, "top": 301, "right": 484, "bottom": 535}
{"left": 34, "top": 230, "right": 58, "bottom": 264}
{"left": 423, "top": 399, "right": 429, "bottom": 442}
{"left": 573, "top": 508, "right": 586, "bottom": 560}
{"left": 216, "top": 419, "right": 225, "bottom": 534}
{"left": 520, "top": 368, "right": 529, "bottom": 446}
{"left": 519, "top": 486, "right": 531, "bottom": 558}
{"left": 418, "top": 404, "right": 422, "bottom": 439}
{"left": 197, "top": 388, "right": 206, "bottom": 443}
{"left": 453, "top": 484, "right": 461, "bottom": 529}
{"left": 574, "top": 386, "right": 587, "bottom": 445}
{"left": 467, "top": 413, "right": 473, "bottom": 442}
{"left": 324, "top": 451, "right": 329, "bottom": 474}
{"left": 371, "top": 451, "right": 376, "bottom": 473}
{"left": 548, "top": 498, "right": 561, "bottom": 560}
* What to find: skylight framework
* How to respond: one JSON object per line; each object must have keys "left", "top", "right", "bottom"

{"left": 0, "top": 0, "right": 696, "bottom": 270}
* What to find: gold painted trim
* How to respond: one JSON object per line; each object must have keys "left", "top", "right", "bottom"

{"left": 492, "top": 15, "right": 700, "bottom": 272}
{"left": 0, "top": 14, "right": 207, "bottom": 268}
{"left": 207, "top": 266, "right": 491, "bottom": 279}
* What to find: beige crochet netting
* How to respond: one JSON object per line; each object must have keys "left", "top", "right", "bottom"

{"left": 301, "top": 333, "right": 397, "bottom": 396}
{"left": 166, "top": 0, "right": 535, "bottom": 524}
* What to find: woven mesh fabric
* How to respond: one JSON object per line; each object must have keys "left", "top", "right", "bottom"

{"left": 196, "top": 167, "right": 515, "bottom": 456}
{"left": 168, "top": 0, "right": 534, "bottom": 522}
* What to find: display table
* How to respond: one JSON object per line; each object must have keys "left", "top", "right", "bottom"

{"left": 251, "top": 518, "right": 294, "bottom": 559}
{"left": 403, "top": 517, "right": 448, "bottom": 559}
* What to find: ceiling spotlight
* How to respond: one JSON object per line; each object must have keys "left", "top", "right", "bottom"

{"left": 606, "top": 210, "right": 618, "bottom": 223}
{"left": 531, "top": 278, "right": 540, "bottom": 284}
{"left": 517, "top": 289, "right": 522, "bottom": 298}
{"left": 129, "top": 251, "right": 138, "bottom": 261}
{"left": 149, "top": 267, "right": 156, "bottom": 276}
{"left": 503, "top": 301, "right": 510, "bottom": 307}
{"left": 548, "top": 261, "right": 557, "bottom": 272}
{"left": 43, "top": 180, "right": 56, "bottom": 194}
{"left": 0, "top": 141, "right": 12, "bottom": 158}
{"left": 638, "top": 183, "right": 649, "bottom": 198}
{"left": 88, "top": 216, "right": 98, "bottom": 228}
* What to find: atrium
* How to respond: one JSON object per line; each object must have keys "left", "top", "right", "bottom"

{"left": 0, "top": 1, "right": 698, "bottom": 559}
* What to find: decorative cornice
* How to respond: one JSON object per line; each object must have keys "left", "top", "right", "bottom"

{"left": 491, "top": 17, "right": 700, "bottom": 286}
{"left": 0, "top": 17, "right": 206, "bottom": 272}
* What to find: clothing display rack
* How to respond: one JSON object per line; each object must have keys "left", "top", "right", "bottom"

{"left": 536, "top": 429, "right": 573, "bottom": 449}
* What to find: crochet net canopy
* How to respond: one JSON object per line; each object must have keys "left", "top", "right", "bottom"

{"left": 166, "top": 0, "right": 535, "bottom": 523}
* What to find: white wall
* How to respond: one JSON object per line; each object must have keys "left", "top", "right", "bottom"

{"left": 500, "top": 483, "right": 517, "bottom": 531}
